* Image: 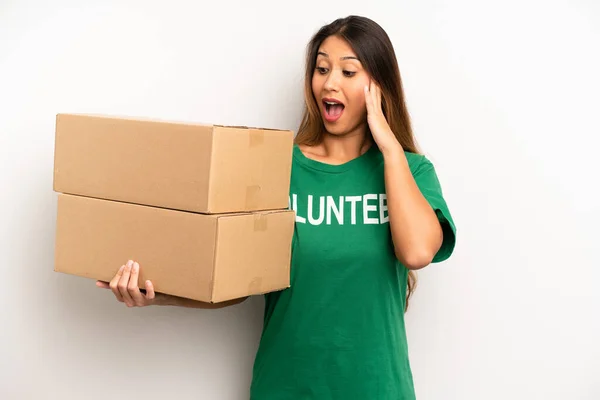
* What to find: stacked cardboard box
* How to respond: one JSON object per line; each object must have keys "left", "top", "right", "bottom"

{"left": 53, "top": 113, "right": 295, "bottom": 303}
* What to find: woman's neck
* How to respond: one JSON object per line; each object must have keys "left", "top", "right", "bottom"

{"left": 318, "top": 130, "right": 373, "bottom": 163}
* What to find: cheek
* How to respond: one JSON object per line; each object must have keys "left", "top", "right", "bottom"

{"left": 311, "top": 74, "right": 322, "bottom": 96}
{"left": 349, "top": 84, "right": 368, "bottom": 112}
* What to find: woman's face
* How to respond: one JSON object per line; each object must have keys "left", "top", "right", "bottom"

{"left": 311, "top": 35, "right": 371, "bottom": 137}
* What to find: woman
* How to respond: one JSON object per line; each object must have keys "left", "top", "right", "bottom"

{"left": 97, "top": 15, "right": 456, "bottom": 399}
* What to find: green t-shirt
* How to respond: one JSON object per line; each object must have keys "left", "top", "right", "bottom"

{"left": 250, "top": 143, "right": 456, "bottom": 399}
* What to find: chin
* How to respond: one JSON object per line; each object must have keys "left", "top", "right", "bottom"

{"left": 321, "top": 116, "right": 364, "bottom": 137}
{"left": 323, "top": 122, "right": 347, "bottom": 136}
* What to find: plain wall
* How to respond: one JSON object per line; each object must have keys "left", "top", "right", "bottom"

{"left": 1, "top": 1, "right": 599, "bottom": 399}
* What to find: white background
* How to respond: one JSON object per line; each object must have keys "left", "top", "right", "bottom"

{"left": 1, "top": 1, "right": 599, "bottom": 399}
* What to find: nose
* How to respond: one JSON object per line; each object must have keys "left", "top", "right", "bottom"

{"left": 324, "top": 70, "right": 341, "bottom": 92}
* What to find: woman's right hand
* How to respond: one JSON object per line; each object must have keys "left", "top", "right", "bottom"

{"left": 97, "top": 259, "right": 248, "bottom": 309}
{"left": 96, "top": 260, "right": 165, "bottom": 307}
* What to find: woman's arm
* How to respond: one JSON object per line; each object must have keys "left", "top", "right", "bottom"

{"left": 364, "top": 81, "right": 451, "bottom": 269}
{"left": 383, "top": 145, "right": 443, "bottom": 270}
{"left": 97, "top": 260, "right": 249, "bottom": 308}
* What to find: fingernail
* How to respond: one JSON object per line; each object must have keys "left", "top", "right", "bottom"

{"left": 133, "top": 262, "right": 139, "bottom": 272}
{"left": 127, "top": 260, "right": 133, "bottom": 267}
{"left": 119, "top": 265, "right": 125, "bottom": 272}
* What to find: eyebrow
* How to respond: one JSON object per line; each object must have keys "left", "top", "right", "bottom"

{"left": 317, "top": 51, "right": 359, "bottom": 61}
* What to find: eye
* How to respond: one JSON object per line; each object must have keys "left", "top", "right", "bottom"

{"left": 315, "top": 67, "right": 329, "bottom": 74}
{"left": 343, "top": 70, "right": 356, "bottom": 77}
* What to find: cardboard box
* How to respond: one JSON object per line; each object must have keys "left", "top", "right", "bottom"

{"left": 54, "top": 193, "right": 295, "bottom": 303}
{"left": 53, "top": 113, "right": 294, "bottom": 214}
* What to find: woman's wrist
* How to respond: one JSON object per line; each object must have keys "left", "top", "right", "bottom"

{"left": 380, "top": 141, "right": 404, "bottom": 160}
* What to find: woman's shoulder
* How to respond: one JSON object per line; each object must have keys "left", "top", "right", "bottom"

{"left": 402, "top": 150, "right": 435, "bottom": 175}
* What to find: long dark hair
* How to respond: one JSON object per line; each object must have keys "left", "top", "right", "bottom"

{"left": 296, "top": 15, "right": 419, "bottom": 311}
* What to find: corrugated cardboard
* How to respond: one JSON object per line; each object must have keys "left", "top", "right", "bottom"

{"left": 54, "top": 193, "right": 295, "bottom": 303}
{"left": 53, "top": 113, "right": 294, "bottom": 214}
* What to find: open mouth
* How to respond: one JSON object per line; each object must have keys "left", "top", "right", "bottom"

{"left": 323, "top": 99, "right": 345, "bottom": 122}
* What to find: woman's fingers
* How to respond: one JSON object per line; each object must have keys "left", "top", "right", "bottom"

{"left": 364, "top": 85, "right": 373, "bottom": 114}
{"left": 96, "top": 281, "right": 110, "bottom": 289}
{"left": 144, "top": 280, "right": 156, "bottom": 301}
{"left": 102, "top": 260, "right": 155, "bottom": 307}
{"left": 109, "top": 265, "right": 125, "bottom": 302}
{"left": 370, "top": 80, "right": 381, "bottom": 113}
{"left": 128, "top": 262, "right": 147, "bottom": 306}
{"left": 118, "top": 261, "right": 135, "bottom": 306}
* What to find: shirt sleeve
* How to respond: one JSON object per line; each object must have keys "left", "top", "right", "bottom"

{"left": 412, "top": 156, "right": 457, "bottom": 263}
